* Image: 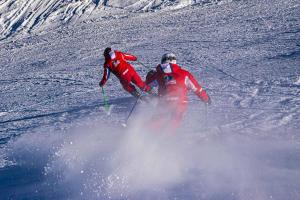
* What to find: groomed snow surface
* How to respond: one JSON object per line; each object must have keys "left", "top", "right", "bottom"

{"left": 0, "top": 0, "right": 226, "bottom": 39}
{"left": 0, "top": 0, "right": 300, "bottom": 199}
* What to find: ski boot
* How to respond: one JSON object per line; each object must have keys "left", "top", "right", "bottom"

{"left": 130, "top": 90, "right": 142, "bottom": 99}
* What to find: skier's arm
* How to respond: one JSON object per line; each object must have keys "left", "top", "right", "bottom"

{"left": 186, "top": 73, "right": 211, "bottom": 104}
{"left": 145, "top": 70, "right": 157, "bottom": 85}
{"left": 146, "top": 64, "right": 162, "bottom": 84}
{"left": 99, "top": 66, "right": 111, "bottom": 87}
{"left": 121, "top": 52, "right": 137, "bottom": 61}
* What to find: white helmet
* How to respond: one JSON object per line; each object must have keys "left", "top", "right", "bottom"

{"left": 161, "top": 53, "right": 176, "bottom": 64}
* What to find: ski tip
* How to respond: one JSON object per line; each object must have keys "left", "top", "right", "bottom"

{"left": 107, "top": 105, "right": 114, "bottom": 115}
{"left": 101, "top": 105, "right": 114, "bottom": 116}
{"left": 121, "top": 123, "right": 127, "bottom": 128}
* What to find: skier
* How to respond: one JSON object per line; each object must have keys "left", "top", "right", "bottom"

{"left": 99, "top": 47, "right": 153, "bottom": 98}
{"left": 146, "top": 53, "right": 211, "bottom": 132}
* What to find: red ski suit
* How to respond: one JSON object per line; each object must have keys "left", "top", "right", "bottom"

{"left": 100, "top": 51, "right": 150, "bottom": 93}
{"left": 146, "top": 63, "right": 210, "bottom": 131}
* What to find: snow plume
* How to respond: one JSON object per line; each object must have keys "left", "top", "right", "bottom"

{"left": 43, "top": 111, "right": 191, "bottom": 199}
{"left": 4, "top": 107, "right": 300, "bottom": 199}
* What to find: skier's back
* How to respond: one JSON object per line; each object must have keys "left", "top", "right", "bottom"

{"left": 146, "top": 53, "right": 211, "bottom": 132}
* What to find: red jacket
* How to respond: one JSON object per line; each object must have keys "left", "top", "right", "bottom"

{"left": 100, "top": 51, "right": 137, "bottom": 86}
{"left": 146, "top": 63, "right": 209, "bottom": 103}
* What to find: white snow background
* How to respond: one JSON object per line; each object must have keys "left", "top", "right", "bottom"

{"left": 0, "top": 0, "right": 300, "bottom": 199}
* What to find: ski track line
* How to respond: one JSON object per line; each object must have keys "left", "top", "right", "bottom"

{"left": 0, "top": 96, "right": 134, "bottom": 125}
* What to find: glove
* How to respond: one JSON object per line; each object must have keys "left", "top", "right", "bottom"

{"left": 99, "top": 80, "right": 105, "bottom": 87}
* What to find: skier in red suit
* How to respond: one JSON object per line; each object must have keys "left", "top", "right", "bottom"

{"left": 146, "top": 53, "right": 211, "bottom": 132}
{"left": 99, "top": 47, "right": 152, "bottom": 98}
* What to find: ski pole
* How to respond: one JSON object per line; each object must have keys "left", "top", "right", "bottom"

{"left": 101, "top": 87, "right": 110, "bottom": 112}
{"left": 122, "top": 87, "right": 147, "bottom": 127}
{"left": 122, "top": 97, "right": 140, "bottom": 127}
{"left": 204, "top": 103, "right": 208, "bottom": 130}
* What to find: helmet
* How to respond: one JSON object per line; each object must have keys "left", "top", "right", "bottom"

{"left": 103, "top": 47, "right": 112, "bottom": 57}
{"left": 161, "top": 53, "right": 176, "bottom": 64}
{"left": 103, "top": 47, "right": 116, "bottom": 60}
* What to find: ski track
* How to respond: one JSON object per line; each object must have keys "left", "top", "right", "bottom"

{"left": 0, "top": 0, "right": 300, "bottom": 199}
{"left": 0, "top": 0, "right": 227, "bottom": 40}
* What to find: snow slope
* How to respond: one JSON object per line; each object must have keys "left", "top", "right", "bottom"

{"left": 0, "top": 0, "right": 300, "bottom": 199}
{"left": 0, "top": 0, "right": 225, "bottom": 39}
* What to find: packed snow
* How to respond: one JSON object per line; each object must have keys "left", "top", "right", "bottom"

{"left": 0, "top": 0, "right": 226, "bottom": 39}
{"left": 0, "top": 0, "right": 299, "bottom": 199}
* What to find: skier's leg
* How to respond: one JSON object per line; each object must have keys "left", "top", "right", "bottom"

{"left": 131, "top": 71, "right": 151, "bottom": 92}
{"left": 120, "top": 79, "right": 141, "bottom": 98}
{"left": 148, "top": 111, "right": 170, "bottom": 133}
{"left": 146, "top": 100, "right": 174, "bottom": 133}
{"left": 167, "top": 103, "right": 187, "bottom": 133}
